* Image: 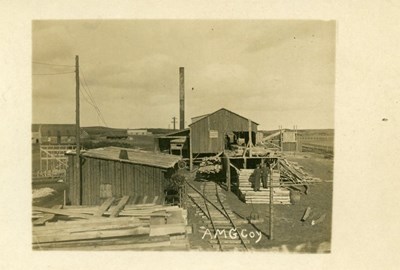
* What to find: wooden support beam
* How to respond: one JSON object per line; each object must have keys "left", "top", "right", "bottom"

{"left": 229, "top": 162, "right": 240, "bottom": 174}
{"left": 226, "top": 156, "right": 231, "bottom": 192}
{"left": 269, "top": 166, "right": 274, "bottom": 240}
{"left": 189, "top": 127, "right": 193, "bottom": 171}
{"left": 248, "top": 119, "right": 253, "bottom": 157}
{"left": 109, "top": 196, "right": 130, "bottom": 218}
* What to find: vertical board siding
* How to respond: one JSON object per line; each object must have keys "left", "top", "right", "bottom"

{"left": 191, "top": 109, "right": 258, "bottom": 153}
{"left": 66, "top": 155, "right": 169, "bottom": 205}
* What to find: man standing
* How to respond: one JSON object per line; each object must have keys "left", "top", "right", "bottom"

{"left": 253, "top": 164, "right": 261, "bottom": 191}
{"left": 261, "top": 162, "right": 269, "bottom": 188}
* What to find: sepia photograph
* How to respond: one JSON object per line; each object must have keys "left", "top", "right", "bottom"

{"left": 31, "top": 20, "right": 335, "bottom": 252}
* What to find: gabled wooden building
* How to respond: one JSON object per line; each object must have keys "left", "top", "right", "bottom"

{"left": 65, "top": 147, "right": 182, "bottom": 205}
{"left": 189, "top": 108, "right": 258, "bottom": 154}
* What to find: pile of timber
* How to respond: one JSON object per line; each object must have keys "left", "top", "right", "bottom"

{"left": 198, "top": 156, "right": 222, "bottom": 174}
{"left": 279, "top": 158, "right": 322, "bottom": 184}
{"left": 237, "top": 169, "right": 290, "bottom": 204}
{"left": 32, "top": 196, "right": 190, "bottom": 251}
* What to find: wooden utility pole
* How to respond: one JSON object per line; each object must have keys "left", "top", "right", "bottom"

{"left": 75, "top": 55, "right": 81, "bottom": 205}
{"left": 269, "top": 165, "right": 274, "bottom": 240}
{"left": 179, "top": 67, "right": 185, "bottom": 130}
{"left": 248, "top": 119, "right": 253, "bottom": 157}
{"left": 171, "top": 116, "right": 177, "bottom": 130}
{"left": 189, "top": 126, "right": 193, "bottom": 170}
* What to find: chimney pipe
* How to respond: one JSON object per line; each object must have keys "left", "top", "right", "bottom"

{"left": 179, "top": 67, "right": 185, "bottom": 130}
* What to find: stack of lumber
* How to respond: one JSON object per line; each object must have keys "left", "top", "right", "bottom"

{"left": 32, "top": 196, "right": 190, "bottom": 250}
{"left": 198, "top": 156, "right": 222, "bottom": 174}
{"left": 279, "top": 158, "right": 322, "bottom": 184}
{"left": 237, "top": 169, "right": 290, "bottom": 204}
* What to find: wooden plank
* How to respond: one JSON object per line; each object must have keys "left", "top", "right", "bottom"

{"left": 33, "top": 205, "right": 62, "bottom": 226}
{"left": 149, "top": 223, "right": 186, "bottom": 237}
{"left": 33, "top": 221, "right": 147, "bottom": 235}
{"left": 34, "top": 238, "right": 171, "bottom": 251}
{"left": 33, "top": 235, "right": 169, "bottom": 250}
{"left": 311, "top": 213, "right": 326, "bottom": 226}
{"left": 152, "top": 196, "right": 159, "bottom": 204}
{"left": 109, "top": 196, "right": 130, "bottom": 217}
{"left": 33, "top": 226, "right": 150, "bottom": 243}
{"left": 301, "top": 207, "right": 312, "bottom": 221}
{"left": 32, "top": 206, "right": 94, "bottom": 219}
{"left": 142, "top": 195, "right": 148, "bottom": 204}
{"left": 35, "top": 217, "right": 141, "bottom": 230}
{"left": 94, "top": 197, "right": 115, "bottom": 217}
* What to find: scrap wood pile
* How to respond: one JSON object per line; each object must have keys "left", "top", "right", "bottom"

{"left": 279, "top": 158, "right": 322, "bottom": 185}
{"left": 198, "top": 156, "right": 222, "bottom": 174}
{"left": 32, "top": 196, "right": 190, "bottom": 251}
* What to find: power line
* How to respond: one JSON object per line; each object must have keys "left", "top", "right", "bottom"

{"left": 33, "top": 71, "right": 75, "bottom": 76}
{"left": 32, "top": 61, "right": 75, "bottom": 67}
{"left": 80, "top": 82, "right": 108, "bottom": 127}
{"left": 79, "top": 68, "right": 109, "bottom": 127}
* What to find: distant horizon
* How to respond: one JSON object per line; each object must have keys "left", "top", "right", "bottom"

{"left": 33, "top": 20, "right": 335, "bottom": 130}
{"left": 31, "top": 122, "right": 335, "bottom": 132}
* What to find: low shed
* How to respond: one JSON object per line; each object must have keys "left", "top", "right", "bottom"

{"left": 65, "top": 147, "right": 182, "bottom": 206}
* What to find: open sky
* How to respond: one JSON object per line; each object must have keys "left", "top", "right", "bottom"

{"left": 32, "top": 20, "right": 335, "bottom": 130}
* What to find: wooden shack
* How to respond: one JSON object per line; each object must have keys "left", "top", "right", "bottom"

{"left": 65, "top": 147, "right": 182, "bottom": 206}
{"left": 155, "top": 129, "right": 190, "bottom": 156}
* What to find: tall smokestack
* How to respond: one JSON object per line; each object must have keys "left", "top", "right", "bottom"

{"left": 179, "top": 67, "right": 185, "bottom": 130}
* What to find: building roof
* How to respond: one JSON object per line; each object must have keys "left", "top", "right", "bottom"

{"left": 189, "top": 108, "right": 259, "bottom": 126}
{"left": 191, "top": 113, "right": 210, "bottom": 123}
{"left": 67, "top": 146, "right": 182, "bottom": 169}
{"left": 164, "top": 128, "right": 190, "bottom": 137}
{"left": 32, "top": 124, "right": 87, "bottom": 136}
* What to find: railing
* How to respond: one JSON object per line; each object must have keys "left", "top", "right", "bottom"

{"left": 301, "top": 143, "right": 333, "bottom": 154}
{"left": 37, "top": 144, "right": 77, "bottom": 178}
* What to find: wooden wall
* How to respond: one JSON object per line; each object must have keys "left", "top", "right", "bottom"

{"left": 66, "top": 155, "right": 168, "bottom": 205}
{"left": 191, "top": 109, "right": 258, "bottom": 154}
{"left": 282, "top": 142, "right": 297, "bottom": 152}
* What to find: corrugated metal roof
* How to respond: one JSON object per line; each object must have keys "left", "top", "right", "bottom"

{"left": 67, "top": 146, "right": 181, "bottom": 169}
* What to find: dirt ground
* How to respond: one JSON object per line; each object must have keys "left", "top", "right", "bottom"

{"left": 32, "top": 145, "right": 333, "bottom": 252}
{"left": 186, "top": 151, "right": 334, "bottom": 252}
{"left": 32, "top": 180, "right": 67, "bottom": 208}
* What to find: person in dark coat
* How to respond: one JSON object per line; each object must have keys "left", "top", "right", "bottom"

{"left": 253, "top": 164, "right": 261, "bottom": 191}
{"left": 261, "top": 163, "right": 269, "bottom": 188}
